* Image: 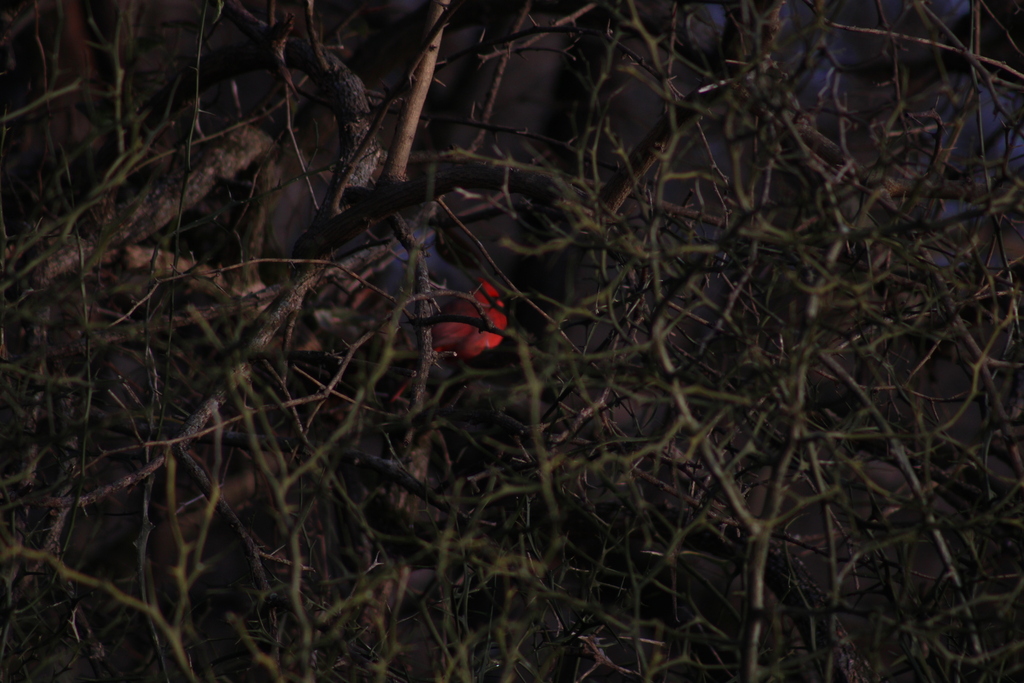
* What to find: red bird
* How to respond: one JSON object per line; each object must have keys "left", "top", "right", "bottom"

{"left": 388, "top": 279, "right": 507, "bottom": 402}
{"left": 431, "top": 279, "right": 507, "bottom": 359}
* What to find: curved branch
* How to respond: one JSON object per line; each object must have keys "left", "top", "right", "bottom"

{"left": 291, "top": 164, "right": 573, "bottom": 259}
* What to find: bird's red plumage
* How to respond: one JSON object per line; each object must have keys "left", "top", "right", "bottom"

{"left": 431, "top": 279, "right": 506, "bottom": 359}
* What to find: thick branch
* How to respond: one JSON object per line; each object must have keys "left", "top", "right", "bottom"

{"left": 379, "top": 0, "right": 451, "bottom": 185}
{"left": 291, "top": 164, "right": 572, "bottom": 260}
{"left": 32, "top": 126, "right": 272, "bottom": 288}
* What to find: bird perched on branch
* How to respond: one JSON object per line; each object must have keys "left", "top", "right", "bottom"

{"left": 390, "top": 279, "right": 507, "bottom": 402}
{"left": 431, "top": 278, "right": 506, "bottom": 360}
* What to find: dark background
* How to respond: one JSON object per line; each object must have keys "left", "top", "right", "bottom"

{"left": 3, "top": 1, "right": 1024, "bottom": 681}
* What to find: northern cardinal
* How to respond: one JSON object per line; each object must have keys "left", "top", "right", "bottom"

{"left": 431, "top": 279, "right": 507, "bottom": 359}
{"left": 389, "top": 279, "right": 506, "bottom": 402}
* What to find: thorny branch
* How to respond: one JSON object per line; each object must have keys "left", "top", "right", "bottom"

{"left": 6, "top": 1, "right": 1024, "bottom": 682}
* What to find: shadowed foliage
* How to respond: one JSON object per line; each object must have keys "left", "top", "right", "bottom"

{"left": 3, "top": 1, "right": 1024, "bottom": 682}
